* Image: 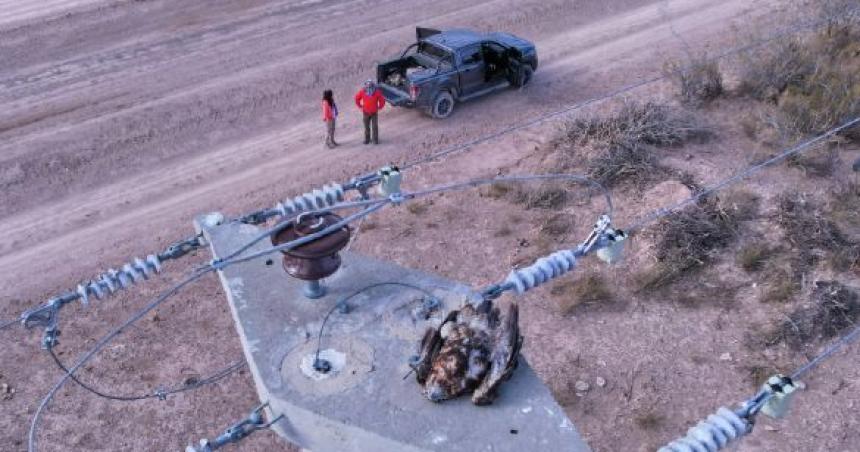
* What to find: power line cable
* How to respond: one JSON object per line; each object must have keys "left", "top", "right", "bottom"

{"left": 624, "top": 116, "right": 860, "bottom": 233}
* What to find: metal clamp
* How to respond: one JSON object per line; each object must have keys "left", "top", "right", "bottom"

{"left": 186, "top": 402, "right": 284, "bottom": 452}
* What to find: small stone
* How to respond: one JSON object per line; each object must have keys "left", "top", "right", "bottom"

{"left": 574, "top": 380, "right": 590, "bottom": 392}
{"left": 763, "top": 424, "right": 778, "bottom": 432}
{"left": 685, "top": 153, "right": 693, "bottom": 160}
{"left": 595, "top": 377, "right": 606, "bottom": 388}
{"left": 719, "top": 352, "right": 732, "bottom": 362}
{"left": 151, "top": 312, "right": 160, "bottom": 322}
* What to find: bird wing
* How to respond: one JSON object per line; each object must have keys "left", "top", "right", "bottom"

{"left": 414, "top": 309, "right": 458, "bottom": 385}
{"left": 471, "top": 302, "right": 522, "bottom": 405}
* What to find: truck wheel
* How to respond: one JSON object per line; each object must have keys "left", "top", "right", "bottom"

{"left": 429, "top": 91, "right": 455, "bottom": 119}
{"left": 514, "top": 66, "right": 533, "bottom": 88}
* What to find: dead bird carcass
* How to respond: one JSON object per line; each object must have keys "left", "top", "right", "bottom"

{"left": 410, "top": 299, "right": 522, "bottom": 405}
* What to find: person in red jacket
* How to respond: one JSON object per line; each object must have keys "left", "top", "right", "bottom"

{"left": 354, "top": 79, "right": 385, "bottom": 145}
{"left": 322, "top": 89, "right": 339, "bottom": 148}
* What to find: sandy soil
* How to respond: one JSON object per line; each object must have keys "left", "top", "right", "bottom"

{"left": 2, "top": 0, "right": 858, "bottom": 451}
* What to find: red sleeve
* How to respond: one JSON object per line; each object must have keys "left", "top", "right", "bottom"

{"left": 376, "top": 91, "right": 385, "bottom": 109}
{"left": 354, "top": 90, "right": 363, "bottom": 109}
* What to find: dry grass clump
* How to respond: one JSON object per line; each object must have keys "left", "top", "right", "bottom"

{"left": 786, "top": 148, "right": 838, "bottom": 177}
{"left": 666, "top": 54, "right": 724, "bottom": 107}
{"left": 539, "top": 213, "right": 573, "bottom": 238}
{"left": 635, "top": 200, "right": 738, "bottom": 291}
{"left": 557, "top": 100, "right": 711, "bottom": 187}
{"left": 511, "top": 183, "right": 568, "bottom": 209}
{"left": 634, "top": 410, "right": 666, "bottom": 430}
{"left": 406, "top": 201, "right": 429, "bottom": 215}
{"left": 829, "top": 182, "right": 860, "bottom": 237}
{"left": 736, "top": 243, "right": 774, "bottom": 272}
{"left": 768, "top": 280, "right": 860, "bottom": 349}
{"left": 552, "top": 273, "right": 613, "bottom": 314}
{"left": 738, "top": 2, "right": 860, "bottom": 141}
{"left": 776, "top": 192, "right": 860, "bottom": 273}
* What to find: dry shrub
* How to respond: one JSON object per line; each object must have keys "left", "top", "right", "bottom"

{"left": 719, "top": 189, "right": 759, "bottom": 221}
{"left": 759, "top": 267, "right": 800, "bottom": 304}
{"left": 557, "top": 100, "right": 711, "bottom": 187}
{"left": 565, "top": 100, "right": 711, "bottom": 149}
{"left": 481, "top": 182, "right": 513, "bottom": 199}
{"left": 776, "top": 192, "right": 860, "bottom": 273}
{"left": 585, "top": 143, "right": 658, "bottom": 188}
{"left": 666, "top": 54, "right": 724, "bottom": 107}
{"left": 769, "top": 280, "right": 860, "bottom": 349}
{"left": 786, "top": 148, "right": 838, "bottom": 177}
{"left": 829, "top": 183, "right": 860, "bottom": 239}
{"left": 552, "top": 273, "right": 612, "bottom": 314}
{"left": 635, "top": 199, "right": 738, "bottom": 291}
{"left": 738, "top": 3, "right": 860, "bottom": 141}
{"left": 737, "top": 38, "right": 814, "bottom": 102}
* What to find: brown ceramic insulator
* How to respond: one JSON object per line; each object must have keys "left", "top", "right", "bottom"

{"left": 271, "top": 212, "right": 351, "bottom": 281}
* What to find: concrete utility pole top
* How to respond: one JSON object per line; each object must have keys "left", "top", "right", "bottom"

{"left": 198, "top": 216, "right": 591, "bottom": 452}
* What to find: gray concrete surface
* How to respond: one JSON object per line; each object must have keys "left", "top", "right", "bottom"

{"left": 200, "top": 217, "right": 590, "bottom": 452}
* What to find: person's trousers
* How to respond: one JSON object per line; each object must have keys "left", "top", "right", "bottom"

{"left": 362, "top": 113, "right": 379, "bottom": 144}
{"left": 325, "top": 119, "right": 336, "bottom": 147}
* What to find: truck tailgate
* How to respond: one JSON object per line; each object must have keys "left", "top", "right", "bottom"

{"left": 378, "top": 83, "right": 411, "bottom": 106}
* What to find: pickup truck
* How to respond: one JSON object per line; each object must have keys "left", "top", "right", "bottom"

{"left": 376, "top": 27, "right": 538, "bottom": 118}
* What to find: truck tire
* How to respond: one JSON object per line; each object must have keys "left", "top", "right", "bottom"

{"left": 513, "top": 65, "right": 533, "bottom": 88}
{"left": 428, "top": 91, "right": 455, "bottom": 119}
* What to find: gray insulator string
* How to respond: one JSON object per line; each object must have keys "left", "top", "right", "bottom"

{"left": 274, "top": 182, "right": 345, "bottom": 217}
{"left": 658, "top": 407, "right": 751, "bottom": 452}
{"left": 504, "top": 246, "right": 585, "bottom": 294}
{"left": 48, "top": 346, "right": 246, "bottom": 402}
{"left": 76, "top": 255, "right": 161, "bottom": 305}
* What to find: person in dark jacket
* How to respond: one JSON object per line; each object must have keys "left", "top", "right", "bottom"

{"left": 322, "top": 89, "right": 339, "bottom": 148}
{"left": 354, "top": 80, "right": 386, "bottom": 144}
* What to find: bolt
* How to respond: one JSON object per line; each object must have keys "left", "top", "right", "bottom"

{"left": 303, "top": 280, "right": 326, "bottom": 299}
{"left": 313, "top": 358, "right": 332, "bottom": 374}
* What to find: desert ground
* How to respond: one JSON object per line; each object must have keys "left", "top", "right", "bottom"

{"left": 1, "top": 0, "right": 858, "bottom": 451}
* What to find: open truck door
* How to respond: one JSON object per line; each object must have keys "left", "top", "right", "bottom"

{"left": 416, "top": 27, "right": 441, "bottom": 41}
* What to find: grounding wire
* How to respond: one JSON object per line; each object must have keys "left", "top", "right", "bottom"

{"left": 48, "top": 346, "right": 247, "bottom": 402}
{"left": 395, "top": 7, "right": 857, "bottom": 172}
{"left": 624, "top": 116, "right": 860, "bottom": 233}
{"left": 313, "top": 282, "right": 438, "bottom": 370}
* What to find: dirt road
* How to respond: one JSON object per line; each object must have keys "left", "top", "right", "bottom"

{"left": 6, "top": 0, "right": 842, "bottom": 451}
